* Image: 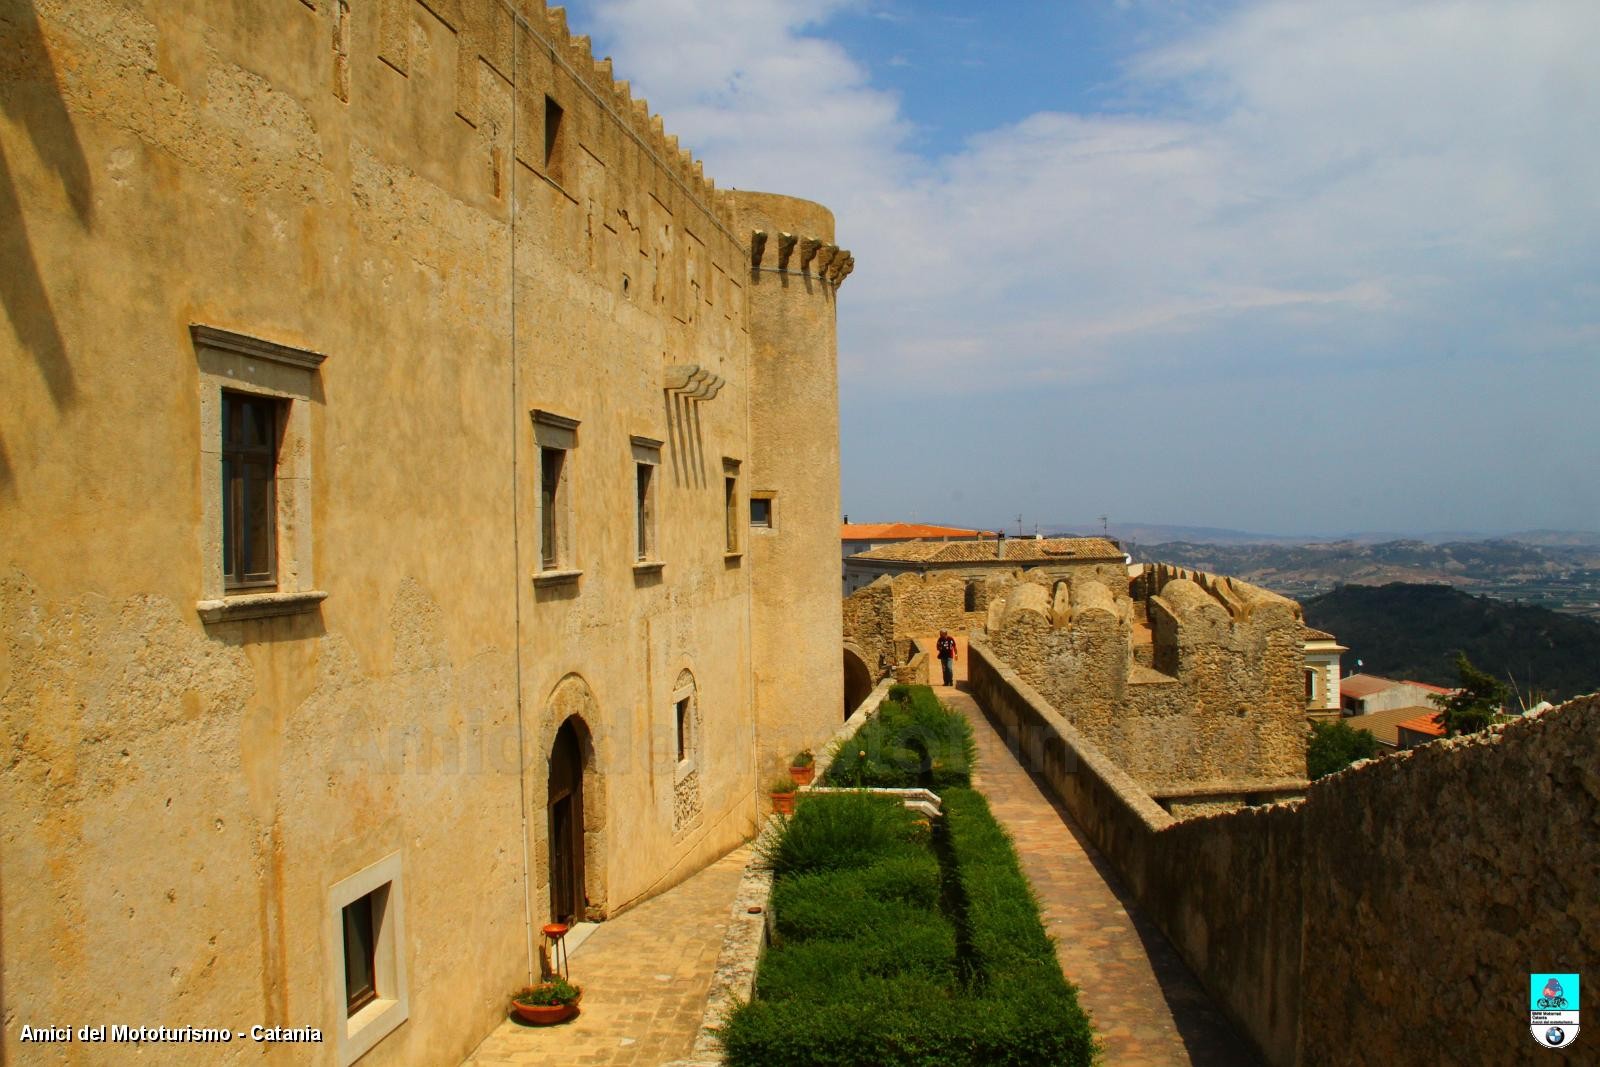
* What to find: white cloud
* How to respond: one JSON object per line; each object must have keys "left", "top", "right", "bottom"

{"left": 573, "top": 0, "right": 1600, "bottom": 423}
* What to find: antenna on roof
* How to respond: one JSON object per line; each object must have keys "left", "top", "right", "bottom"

{"left": 1100, "top": 514, "right": 1109, "bottom": 538}
{"left": 1016, "top": 513, "right": 1024, "bottom": 537}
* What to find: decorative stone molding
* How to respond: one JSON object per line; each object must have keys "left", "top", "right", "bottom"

{"left": 746, "top": 230, "right": 853, "bottom": 287}
{"left": 663, "top": 363, "right": 725, "bottom": 401}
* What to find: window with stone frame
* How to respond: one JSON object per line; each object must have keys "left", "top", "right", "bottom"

{"left": 531, "top": 410, "right": 580, "bottom": 579}
{"left": 192, "top": 325, "right": 327, "bottom": 625}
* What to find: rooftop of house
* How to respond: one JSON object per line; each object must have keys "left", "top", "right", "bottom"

{"left": 1340, "top": 673, "right": 1409, "bottom": 698}
{"left": 841, "top": 522, "right": 995, "bottom": 541}
{"left": 848, "top": 536, "right": 1126, "bottom": 565}
{"left": 1347, "top": 706, "right": 1437, "bottom": 747}
{"left": 1341, "top": 673, "right": 1456, "bottom": 700}
{"left": 1396, "top": 711, "right": 1446, "bottom": 738}
{"left": 1303, "top": 627, "right": 1337, "bottom": 641}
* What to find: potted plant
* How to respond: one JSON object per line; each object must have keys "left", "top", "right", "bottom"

{"left": 768, "top": 775, "right": 798, "bottom": 816}
{"left": 788, "top": 749, "right": 815, "bottom": 787}
{"left": 510, "top": 977, "right": 582, "bottom": 1025}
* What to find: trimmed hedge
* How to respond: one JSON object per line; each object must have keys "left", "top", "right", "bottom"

{"left": 823, "top": 684, "right": 976, "bottom": 790}
{"left": 720, "top": 777, "right": 1097, "bottom": 1066}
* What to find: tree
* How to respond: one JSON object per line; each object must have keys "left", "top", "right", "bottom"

{"left": 1307, "top": 720, "right": 1381, "bottom": 780}
{"left": 1430, "top": 652, "right": 1509, "bottom": 736}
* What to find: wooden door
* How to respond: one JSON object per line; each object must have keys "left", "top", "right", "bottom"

{"left": 548, "top": 720, "right": 585, "bottom": 924}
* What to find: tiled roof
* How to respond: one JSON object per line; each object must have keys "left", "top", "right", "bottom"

{"left": 1348, "top": 706, "right": 1435, "bottom": 746}
{"left": 841, "top": 523, "right": 994, "bottom": 540}
{"left": 1303, "top": 627, "right": 1337, "bottom": 641}
{"left": 848, "top": 537, "right": 1125, "bottom": 564}
{"left": 1340, "top": 673, "right": 1402, "bottom": 699}
{"left": 1402, "top": 680, "right": 1455, "bottom": 696}
{"left": 1396, "top": 711, "right": 1446, "bottom": 737}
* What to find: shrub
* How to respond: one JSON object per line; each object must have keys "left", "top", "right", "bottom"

{"left": 755, "top": 792, "right": 922, "bottom": 877}
{"left": 822, "top": 685, "right": 976, "bottom": 790}
{"left": 1306, "top": 719, "right": 1381, "bottom": 779}
{"left": 791, "top": 748, "right": 815, "bottom": 768}
{"left": 767, "top": 774, "right": 799, "bottom": 795}
{"left": 722, "top": 783, "right": 1097, "bottom": 1067}
{"left": 512, "top": 977, "right": 580, "bottom": 1006}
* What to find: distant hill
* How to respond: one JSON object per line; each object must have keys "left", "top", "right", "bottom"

{"left": 1303, "top": 583, "right": 1600, "bottom": 703}
{"left": 1137, "top": 539, "right": 1600, "bottom": 617}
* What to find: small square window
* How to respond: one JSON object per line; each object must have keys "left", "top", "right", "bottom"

{"left": 328, "top": 853, "right": 408, "bottom": 1066}
{"left": 749, "top": 495, "right": 773, "bottom": 529}
{"left": 341, "top": 887, "right": 384, "bottom": 1016}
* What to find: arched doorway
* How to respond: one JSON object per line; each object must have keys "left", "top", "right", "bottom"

{"left": 548, "top": 717, "right": 587, "bottom": 924}
{"left": 843, "top": 645, "right": 873, "bottom": 719}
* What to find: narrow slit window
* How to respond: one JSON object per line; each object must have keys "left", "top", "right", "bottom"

{"left": 544, "top": 95, "right": 565, "bottom": 181}
{"left": 636, "top": 462, "right": 654, "bottom": 561}
{"left": 222, "top": 391, "right": 281, "bottom": 590}
{"left": 724, "top": 475, "right": 738, "bottom": 553}
{"left": 675, "top": 698, "right": 690, "bottom": 763}
{"left": 540, "top": 447, "right": 566, "bottom": 570}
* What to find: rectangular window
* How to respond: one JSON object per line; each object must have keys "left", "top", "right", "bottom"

{"left": 341, "top": 889, "right": 382, "bottom": 1016}
{"left": 675, "top": 697, "right": 690, "bottom": 763}
{"left": 540, "top": 446, "right": 565, "bottom": 570}
{"left": 636, "top": 463, "right": 654, "bottom": 561}
{"left": 724, "top": 475, "right": 738, "bottom": 553}
{"left": 328, "top": 852, "right": 408, "bottom": 1066}
{"left": 222, "top": 391, "right": 281, "bottom": 590}
{"left": 749, "top": 495, "right": 773, "bottom": 528}
{"left": 544, "top": 95, "right": 565, "bottom": 181}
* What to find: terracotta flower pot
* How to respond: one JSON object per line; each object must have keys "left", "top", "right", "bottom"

{"left": 788, "top": 765, "right": 815, "bottom": 786}
{"left": 770, "top": 791, "right": 795, "bottom": 815}
{"left": 512, "top": 1000, "right": 578, "bottom": 1026}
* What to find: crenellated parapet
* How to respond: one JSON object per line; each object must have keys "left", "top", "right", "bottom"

{"left": 746, "top": 229, "right": 855, "bottom": 287}
{"left": 363, "top": 0, "right": 738, "bottom": 235}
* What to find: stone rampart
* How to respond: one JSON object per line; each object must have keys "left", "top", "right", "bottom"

{"left": 968, "top": 639, "right": 1599, "bottom": 1067}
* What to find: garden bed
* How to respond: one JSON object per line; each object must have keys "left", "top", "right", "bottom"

{"left": 718, "top": 686, "right": 1097, "bottom": 1067}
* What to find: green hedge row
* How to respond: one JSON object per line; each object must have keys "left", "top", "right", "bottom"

{"left": 822, "top": 684, "right": 977, "bottom": 790}
{"left": 719, "top": 786, "right": 1097, "bottom": 1066}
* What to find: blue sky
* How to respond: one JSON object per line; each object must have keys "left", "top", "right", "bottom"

{"left": 563, "top": 0, "right": 1600, "bottom": 537}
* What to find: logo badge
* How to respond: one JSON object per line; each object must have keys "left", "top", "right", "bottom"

{"left": 1530, "top": 973, "right": 1580, "bottom": 1049}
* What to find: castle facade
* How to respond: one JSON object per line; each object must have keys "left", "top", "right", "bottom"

{"left": 1, "top": 0, "right": 848, "bottom": 1062}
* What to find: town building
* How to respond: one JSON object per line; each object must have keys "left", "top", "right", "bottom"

{"left": 839, "top": 521, "right": 994, "bottom": 592}
{"left": 1302, "top": 627, "right": 1347, "bottom": 722}
{"left": 1339, "top": 674, "right": 1455, "bottom": 715}
{"left": 1, "top": 1, "right": 850, "bottom": 1063}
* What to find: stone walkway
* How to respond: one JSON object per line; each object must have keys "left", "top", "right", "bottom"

{"left": 938, "top": 684, "right": 1263, "bottom": 1067}
{"left": 464, "top": 847, "right": 749, "bottom": 1067}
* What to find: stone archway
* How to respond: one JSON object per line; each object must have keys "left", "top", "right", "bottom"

{"left": 538, "top": 674, "right": 608, "bottom": 921}
{"left": 843, "top": 643, "right": 873, "bottom": 719}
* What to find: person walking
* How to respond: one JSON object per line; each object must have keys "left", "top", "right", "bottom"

{"left": 936, "top": 630, "right": 957, "bottom": 687}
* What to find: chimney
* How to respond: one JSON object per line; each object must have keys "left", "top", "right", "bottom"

{"left": 996, "top": 530, "right": 1006, "bottom": 560}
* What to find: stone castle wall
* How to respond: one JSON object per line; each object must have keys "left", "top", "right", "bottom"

{"left": 969, "top": 640, "right": 1599, "bottom": 1067}
{"left": 983, "top": 566, "right": 1308, "bottom": 796}
{"left": 1, "top": 1, "right": 846, "bottom": 1062}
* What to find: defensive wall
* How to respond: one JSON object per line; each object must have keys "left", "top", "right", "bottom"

{"left": 969, "top": 639, "right": 1599, "bottom": 1067}
{"left": 848, "top": 561, "right": 1308, "bottom": 805}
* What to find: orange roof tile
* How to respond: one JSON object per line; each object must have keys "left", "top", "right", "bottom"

{"left": 848, "top": 537, "right": 1125, "bottom": 564}
{"left": 1396, "top": 712, "right": 1445, "bottom": 737}
{"left": 841, "top": 523, "right": 995, "bottom": 540}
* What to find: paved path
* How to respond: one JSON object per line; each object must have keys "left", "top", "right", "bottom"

{"left": 464, "top": 847, "right": 749, "bottom": 1067}
{"left": 938, "top": 684, "right": 1263, "bottom": 1067}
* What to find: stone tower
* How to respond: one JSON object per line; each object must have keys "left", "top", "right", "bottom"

{"left": 729, "top": 191, "right": 855, "bottom": 776}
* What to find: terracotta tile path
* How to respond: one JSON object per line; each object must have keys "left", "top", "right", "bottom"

{"left": 939, "top": 683, "right": 1263, "bottom": 1066}
{"left": 464, "top": 847, "right": 749, "bottom": 1067}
